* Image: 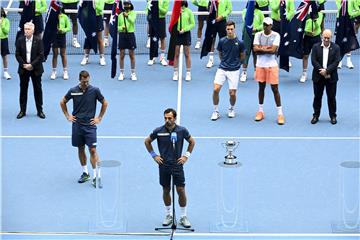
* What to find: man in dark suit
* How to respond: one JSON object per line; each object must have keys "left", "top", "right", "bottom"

{"left": 310, "top": 29, "right": 340, "bottom": 125}
{"left": 15, "top": 22, "right": 45, "bottom": 119}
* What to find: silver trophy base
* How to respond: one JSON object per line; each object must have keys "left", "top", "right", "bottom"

{"left": 224, "top": 155, "right": 237, "bottom": 165}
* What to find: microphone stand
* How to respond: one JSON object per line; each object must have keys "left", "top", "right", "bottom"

{"left": 155, "top": 141, "right": 194, "bottom": 240}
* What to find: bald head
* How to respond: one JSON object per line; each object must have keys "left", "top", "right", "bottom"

{"left": 322, "top": 29, "right": 332, "bottom": 47}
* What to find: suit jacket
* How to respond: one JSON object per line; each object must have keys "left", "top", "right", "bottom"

{"left": 15, "top": 35, "right": 44, "bottom": 76}
{"left": 311, "top": 41, "right": 340, "bottom": 83}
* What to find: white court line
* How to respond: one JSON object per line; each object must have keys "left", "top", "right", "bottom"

{"left": 0, "top": 135, "right": 359, "bottom": 140}
{"left": 1, "top": 232, "right": 360, "bottom": 237}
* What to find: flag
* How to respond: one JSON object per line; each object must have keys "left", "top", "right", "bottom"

{"left": 335, "top": 0, "right": 360, "bottom": 58}
{"left": 148, "top": 0, "right": 160, "bottom": 60}
{"left": 200, "top": 0, "right": 217, "bottom": 58}
{"left": 241, "top": 0, "right": 255, "bottom": 65}
{"left": 109, "top": 0, "right": 123, "bottom": 78}
{"left": 16, "top": 0, "right": 35, "bottom": 41}
{"left": 78, "top": 0, "right": 98, "bottom": 53}
{"left": 167, "top": 0, "right": 182, "bottom": 65}
{"left": 279, "top": 0, "right": 318, "bottom": 71}
{"left": 43, "top": 0, "right": 62, "bottom": 61}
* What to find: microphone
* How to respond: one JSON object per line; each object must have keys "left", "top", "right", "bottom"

{"left": 171, "top": 132, "right": 177, "bottom": 150}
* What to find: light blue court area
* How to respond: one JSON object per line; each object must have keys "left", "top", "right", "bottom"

{"left": 1, "top": 53, "right": 360, "bottom": 239}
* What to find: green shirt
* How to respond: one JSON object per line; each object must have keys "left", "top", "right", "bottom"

{"left": 242, "top": 8, "right": 264, "bottom": 34}
{"left": 118, "top": 10, "right": 137, "bottom": 33}
{"left": 0, "top": 17, "right": 10, "bottom": 39}
{"left": 105, "top": 0, "right": 114, "bottom": 4}
{"left": 177, "top": 7, "right": 195, "bottom": 32}
{"left": 217, "top": 0, "right": 232, "bottom": 19}
{"left": 304, "top": 12, "right": 324, "bottom": 36}
{"left": 270, "top": 0, "right": 295, "bottom": 21}
{"left": 348, "top": 0, "right": 360, "bottom": 18}
{"left": 35, "top": 0, "right": 47, "bottom": 16}
{"left": 95, "top": 0, "right": 105, "bottom": 16}
{"left": 58, "top": 13, "right": 71, "bottom": 34}
{"left": 256, "top": 0, "right": 269, "bottom": 8}
{"left": 60, "top": 0, "right": 79, "bottom": 4}
{"left": 146, "top": 0, "right": 169, "bottom": 19}
{"left": 191, "top": 0, "right": 208, "bottom": 8}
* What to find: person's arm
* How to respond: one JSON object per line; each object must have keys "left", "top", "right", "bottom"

{"left": 311, "top": 44, "right": 322, "bottom": 71}
{"left": 144, "top": 136, "right": 163, "bottom": 164}
{"left": 30, "top": 37, "right": 44, "bottom": 67}
{"left": 325, "top": 44, "right": 341, "bottom": 75}
{"left": 60, "top": 97, "right": 76, "bottom": 122}
{"left": 90, "top": 98, "right": 108, "bottom": 125}
{"left": 15, "top": 38, "right": 25, "bottom": 65}
{"left": 177, "top": 136, "right": 195, "bottom": 165}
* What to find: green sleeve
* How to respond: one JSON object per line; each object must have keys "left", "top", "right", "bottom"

{"left": 286, "top": 0, "right": 295, "bottom": 20}
{"left": 36, "top": 0, "right": 47, "bottom": 14}
{"left": 183, "top": 9, "right": 195, "bottom": 32}
{"left": 222, "top": 0, "right": 232, "bottom": 18}
{"left": 127, "top": 10, "right": 137, "bottom": 26}
{"left": 159, "top": 0, "right": 169, "bottom": 18}
{"left": 192, "top": 0, "right": 200, "bottom": 7}
{"left": 348, "top": 0, "right": 360, "bottom": 18}
{"left": 0, "top": 18, "right": 10, "bottom": 36}
{"left": 253, "top": 9, "right": 264, "bottom": 32}
{"left": 63, "top": 15, "right": 71, "bottom": 33}
{"left": 95, "top": 0, "right": 105, "bottom": 16}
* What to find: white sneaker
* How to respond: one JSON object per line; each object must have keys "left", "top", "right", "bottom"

{"left": 63, "top": 71, "right": 69, "bottom": 80}
{"left": 104, "top": 38, "right": 109, "bottom": 47}
{"left": 346, "top": 59, "right": 354, "bottom": 69}
{"left": 228, "top": 108, "right": 235, "bottom": 118}
{"left": 185, "top": 72, "right": 191, "bottom": 81}
{"left": 118, "top": 72, "right": 124, "bottom": 81}
{"left": 81, "top": 56, "right": 89, "bottom": 65}
{"left": 3, "top": 71, "right": 11, "bottom": 80}
{"left": 146, "top": 37, "right": 150, "bottom": 48}
{"left": 148, "top": 58, "right": 156, "bottom": 66}
{"left": 179, "top": 216, "right": 191, "bottom": 228}
{"left": 160, "top": 57, "right": 168, "bottom": 66}
{"left": 162, "top": 214, "right": 173, "bottom": 226}
{"left": 299, "top": 72, "right": 307, "bottom": 83}
{"left": 338, "top": 61, "right": 342, "bottom": 69}
{"left": 194, "top": 40, "right": 201, "bottom": 49}
{"left": 72, "top": 38, "right": 80, "bottom": 48}
{"left": 99, "top": 57, "right": 106, "bottom": 66}
{"left": 240, "top": 71, "right": 247, "bottom": 82}
{"left": 289, "top": 61, "right": 292, "bottom": 68}
{"left": 211, "top": 111, "right": 220, "bottom": 121}
{"left": 131, "top": 72, "right": 137, "bottom": 81}
{"left": 206, "top": 58, "right": 214, "bottom": 68}
{"left": 50, "top": 71, "right": 57, "bottom": 80}
{"left": 172, "top": 71, "right": 178, "bottom": 81}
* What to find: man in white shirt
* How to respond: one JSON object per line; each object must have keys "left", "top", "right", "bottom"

{"left": 253, "top": 17, "right": 284, "bottom": 125}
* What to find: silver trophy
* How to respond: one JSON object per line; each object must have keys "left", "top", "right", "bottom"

{"left": 222, "top": 140, "right": 239, "bottom": 165}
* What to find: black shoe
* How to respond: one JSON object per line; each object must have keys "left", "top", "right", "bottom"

{"left": 78, "top": 172, "right": 90, "bottom": 183}
{"left": 17, "top": 111, "right": 26, "bottom": 119}
{"left": 37, "top": 111, "right": 46, "bottom": 119}
{"left": 330, "top": 116, "right": 337, "bottom": 125}
{"left": 311, "top": 116, "right": 319, "bottom": 124}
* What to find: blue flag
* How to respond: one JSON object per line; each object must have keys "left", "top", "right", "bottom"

{"left": 16, "top": 0, "right": 35, "bottom": 41}
{"left": 109, "top": 0, "right": 123, "bottom": 78}
{"left": 335, "top": 0, "right": 360, "bottom": 58}
{"left": 278, "top": 0, "right": 290, "bottom": 72}
{"left": 148, "top": 0, "right": 160, "bottom": 59}
{"left": 78, "top": 0, "right": 97, "bottom": 53}
{"left": 241, "top": 0, "right": 255, "bottom": 64}
{"left": 43, "top": 0, "right": 62, "bottom": 61}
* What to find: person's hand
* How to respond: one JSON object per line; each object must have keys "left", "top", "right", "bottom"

{"left": 66, "top": 114, "right": 76, "bottom": 122}
{"left": 123, "top": 12, "right": 128, "bottom": 17}
{"left": 90, "top": 117, "right": 102, "bottom": 125}
{"left": 319, "top": 68, "right": 327, "bottom": 76}
{"left": 153, "top": 155, "right": 163, "bottom": 164}
{"left": 177, "top": 156, "right": 188, "bottom": 165}
{"left": 215, "top": 16, "right": 223, "bottom": 22}
{"left": 179, "top": 29, "right": 184, "bottom": 34}
{"left": 23, "top": 64, "right": 33, "bottom": 70}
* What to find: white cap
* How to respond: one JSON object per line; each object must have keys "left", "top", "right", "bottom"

{"left": 263, "top": 17, "right": 273, "bottom": 25}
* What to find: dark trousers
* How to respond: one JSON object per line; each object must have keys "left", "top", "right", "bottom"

{"left": 19, "top": 71, "right": 43, "bottom": 113}
{"left": 312, "top": 77, "right": 337, "bottom": 118}
{"left": 149, "top": 24, "right": 159, "bottom": 60}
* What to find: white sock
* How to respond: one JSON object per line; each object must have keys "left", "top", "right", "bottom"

{"left": 165, "top": 205, "right": 172, "bottom": 215}
{"left": 4, "top": 68, "right": 8, "bottom": 72}
{"left": 186, "top": 68, "right": 191, "bottom": 73}
{"left": 82, "top": 165, "right": 88, "bottom": 174}
{"left": 100, "top": 54, "right": 104, "bottom": 58}
{"left": 229, "top": 105, "right": 234, "bottom": 110}
{"left": 63, "top": 68, "right": 67, "bottom": 72}
{"left": 303, "top": 69, "right": 307, "bottom": 73}
{"left": 93, "top": 168, "right": 97, "bottom": 179}
{"left": 97, "top": 168, "right": 101, "bottom": 178}
{"left": 160, "top": 51, "right": 165, "bottom": 59}
{"left": 242, "top": 68, "right": 247, "bottom": 73}
{"left": 209, "top": 52, "right": 214, "bottom": 61}
{"left": 347, "top": 53, "right": 351, "bottom": 58}
{"left": 131, "top": 69, "right": 135, "bottom": 74}
{"left": 52, "top": 68, "right": 56, "bottom": 72}
{"left": 120, "top": 69, "right": 124, "bottom": 74}
{"left": 180, "top": 206, "right": 187, "bottom": 217}
{"left": 73, "top": 35, "right": 77, "bottom": 39}
{"left": 174, "top": 68, "right": 178, "bottom": 73}
{"left": 214, "top": 105, "right": 219, "bottom": 112}
{"left": 277, "top": 106, "right": 283, "bottom": 115}
{"left": 258, "top": 104, "right": 264, "bottom": 112}
{"left": 197, "top": 38, "right": 201, "bottom": 42}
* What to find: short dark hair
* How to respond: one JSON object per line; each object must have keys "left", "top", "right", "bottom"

{"left": 164, "top": 108, "right": 177, "bottom": 118}
{"left": 226, "top": 20, "right": 235, "bottom": 28}
{"left": 79, "top": 70, "right": 90, "bottom": 80}
{"left": 1, "top": 7, "right": 6, "bottom": 18}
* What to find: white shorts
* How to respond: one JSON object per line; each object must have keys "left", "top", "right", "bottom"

{"left": 214, "top": 68, "right": 240, "bottom": 90}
